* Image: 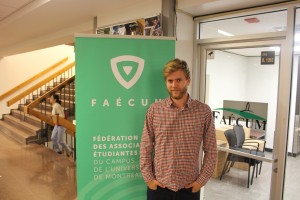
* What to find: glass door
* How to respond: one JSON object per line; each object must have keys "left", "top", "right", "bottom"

{"left": 203, "top": 46, "right": 278, "bottom": 199}
{"left": 194, "top": 39, "right": 292, "bottom": 200}
{"left": 283, "top": 8, "right": 300, "bottom": 200}
{"left": 193, "top": 4, "right": 297, "bottom": 200}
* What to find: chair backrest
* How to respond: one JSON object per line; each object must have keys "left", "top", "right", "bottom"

{"left": 233, "top": 125, "right": 245, "bottom": 146}
{"left": 224, "top": 129, "right": 237, "bottom": 147}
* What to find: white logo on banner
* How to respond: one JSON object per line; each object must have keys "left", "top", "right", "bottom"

{"left": 110, "top": 55, "right": 144, "bottom": 89}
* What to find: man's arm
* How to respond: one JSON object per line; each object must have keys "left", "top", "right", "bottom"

{"left": 140, "top": 105, "right": 165, "bottom": 190}
{"left": 185, "top": 106, "right": 217, "bottom": 192}
{"left": 196, "top": 105, "right": 217, "bottom": 186}
{"left": 140, "top": 106, "right": 155, "bottom": 183}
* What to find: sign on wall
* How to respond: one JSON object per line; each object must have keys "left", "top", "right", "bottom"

{"left": 213, "top": 100, "right": 268, "bottom": 131}
{"left": 75, "top": 35, "right": 175, "bottom": 200}
{"left": 261, "top": 51, "right": 275, "bottom": 65}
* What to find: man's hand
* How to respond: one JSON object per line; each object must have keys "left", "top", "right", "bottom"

{"left": 185, "top": 181, "right": 202, "bottom": 193}
{"left": 147, "top": 179, "right": 165, "bottom": 190}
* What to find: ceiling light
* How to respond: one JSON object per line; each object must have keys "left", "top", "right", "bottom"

{"left": 273, "top": 26, "right": 286, "bottom": 32}
{"left": 217, "top": 29, "right": 234, "bottom": 37}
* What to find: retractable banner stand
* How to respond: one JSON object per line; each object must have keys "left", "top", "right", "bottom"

{"left": 75, "top": 35, "right": 175, "bottom": 200}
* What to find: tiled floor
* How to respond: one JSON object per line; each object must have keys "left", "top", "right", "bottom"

{"left": 204, "top": 152, "right": 300, "bottom": 200}
{"left": 1, "top": 129, "right": 299, "bottom": 200}
{"left": 0, "top": 131, "right": 77, "bottom": 200}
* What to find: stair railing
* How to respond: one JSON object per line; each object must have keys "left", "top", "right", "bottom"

{"left": 2, "top": 58, "right": 76, "bottom": 159}
{"left": 24, "top": 76, "right": 76, "bottom": 134}
{"left": 24, "top": 75, "right": 76, "bottom": 158}
{"left": 7, "top": 61, "right": 75, "bottom": 107}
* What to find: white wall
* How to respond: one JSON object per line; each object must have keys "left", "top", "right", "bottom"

{"left": 247, "top": 56, "right": 300, "bottom": 151}
{"left": 175, "top": 11, "right": 194, "bottom": 93}
{"left": 206, "top": 50, "right": 248, "bottom": 110}
{"left": 246, "top": 56, "right": 279, "bottom": 149}
{"left": 0, "top": 45, "right": 74, "bottom": 118}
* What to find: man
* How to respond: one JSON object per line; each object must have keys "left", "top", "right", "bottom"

{"left": 140, "top": 58, "right": 217, "bottom": 200}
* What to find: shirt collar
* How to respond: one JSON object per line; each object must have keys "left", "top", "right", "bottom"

{"left": 166, "top": 94, "right": 192, "bottom": 108}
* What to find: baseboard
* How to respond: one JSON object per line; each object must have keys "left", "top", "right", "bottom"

{"left": 288, "top": 152, "right": 300, "bottom": 157}
{"left": 266, "top": 148, "right": 300, "bottom": 157}
{"left": 265, "top": 148, "right": 273, "bottom": 152}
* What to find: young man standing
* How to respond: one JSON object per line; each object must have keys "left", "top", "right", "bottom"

{"left": 140, "top": 58, "right": 217, "bottom": 200}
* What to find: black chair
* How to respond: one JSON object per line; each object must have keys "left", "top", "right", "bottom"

{"left": 220, "top": 129, "right": 258, "bottom": 188}
{"left": 233, "top": 125, "right": 266, "bottom": 177}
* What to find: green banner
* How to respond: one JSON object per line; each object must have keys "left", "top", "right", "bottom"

{"left": 75, "top": 35, "right": 175, "bottom": 200}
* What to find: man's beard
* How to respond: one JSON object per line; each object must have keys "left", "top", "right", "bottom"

{"left": 168, "top": 86, "right": 188, "bottom": 100}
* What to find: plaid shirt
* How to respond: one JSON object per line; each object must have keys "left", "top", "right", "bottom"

{"left": 140, "top": 96, "right": 217, "bottom": 191}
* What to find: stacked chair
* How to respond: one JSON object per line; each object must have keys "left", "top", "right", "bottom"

{"left": 220, "top": 125, "right": 266, "bottom": 188}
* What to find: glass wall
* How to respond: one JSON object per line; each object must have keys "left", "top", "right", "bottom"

{"left": 195, "top": 5, "right": 300, "bottom": 199}
{"left": 283, "top": 8, "right": 300, "bottom": 200}
{"left": 203, "top": 46, "right": 278, "bottom": 200}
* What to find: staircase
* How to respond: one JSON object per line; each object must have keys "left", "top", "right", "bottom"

{"left": 0, "top": 59, "right": 76, "bottom": 151}
{"left": 0, "top": 78, "right": 75, "bottom": 145}
{"left": 0, "top": 108, "right": 40, "bottom": 144}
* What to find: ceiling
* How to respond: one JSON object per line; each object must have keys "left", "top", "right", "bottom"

{"left": 177, "top": 0, "right": 292, "bottom": 16}
{"left": 0, "top": 0, "right": 296, "bottom": 57}
{"left": 0, "top": 0, "right": 34, "bottom": 21}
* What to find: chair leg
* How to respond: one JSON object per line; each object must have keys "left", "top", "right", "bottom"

{"left": 256, "top": 163, "right": 258, "bottom": 178}
{"left": 259, "top": 162, "right": 263, "bottom": 175}
{"left": 226, "top": 161, "right": 232, "bottom": 173}
{"left": 247, "top": 164, "right": 250, "bottom": 188}
{"left": 220, "top": 160, "right": 229, "bottom": 180}
{"left": 228, "top": 161, "right": 235, "bottom": 173}
{"left": 251, "top": 164, "right": 255, "bottom": 185}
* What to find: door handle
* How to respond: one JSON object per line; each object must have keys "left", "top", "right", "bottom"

{"left": 273, "top": 158, "right": 278, "bottom": 173}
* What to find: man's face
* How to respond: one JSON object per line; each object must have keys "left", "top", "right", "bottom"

{"left": 165, "top": 69, "right": 190, "bottom": 100}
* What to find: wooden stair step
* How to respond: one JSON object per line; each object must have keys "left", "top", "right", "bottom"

{"left": 18, "top": 105, "right": 51, "bottom": 116}
{"left": 11, "top": 109, "right": 42, "bottom": 127}
{"left": 32, "top": 103, "right": 75, "bottom": 114}
{"left": 30, "top": 108, "right": 75, "bottom": 122}
{"left": 60, "top": 95, "right": 75, "bottom": 101}
{"left": 55, "top": 93, "right": 75, "bottom": 101}
{"left": 3, "top": 115, "right": 40, "bottom": 135}
{"left": 56, "top": 89, "right": 75, "bottom": 95}
{"left": 0, "top": 120, "right": 36, "bottom": 144}
{"left": 33, "top": 107, "right": 52, "bottom": 116}
{"left": 30, "top": 97, "right": 75, "bottom": 105}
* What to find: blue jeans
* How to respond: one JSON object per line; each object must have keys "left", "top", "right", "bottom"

{"left": 147, "top": 186, "right": 200, "bottom": 200}
{"left": 51, "top": 125, "right": 71, "bottom": 154}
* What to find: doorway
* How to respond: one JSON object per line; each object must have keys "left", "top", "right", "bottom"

{"left": 203, "top": 46, "right": 279, "bottom": 199}
{"left": 194, "top": 37, "right": 292, "bottom": 200}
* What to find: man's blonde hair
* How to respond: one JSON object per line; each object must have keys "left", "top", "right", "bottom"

{"left": 163, "top": 58, "right": 190, "bottom": 80}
